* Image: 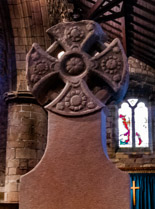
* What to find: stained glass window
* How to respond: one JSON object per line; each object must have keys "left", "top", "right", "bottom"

{"left": 118, "top": 103, "right": 132, "bottom": 147}
{"left": 118, "top": 99, "right": 149, "bottom": 148}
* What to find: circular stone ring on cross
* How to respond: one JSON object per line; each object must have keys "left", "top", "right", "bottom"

{"left": 58, "top": 50, "right": 90, "bottom": 82}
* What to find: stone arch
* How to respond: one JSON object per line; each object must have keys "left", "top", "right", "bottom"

{"left": 7, "top": 0, "right": 51, "bottom": 91}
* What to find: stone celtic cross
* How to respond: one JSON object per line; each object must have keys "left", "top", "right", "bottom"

{"left": 26, "top": 20, "right": 128, "bottom": 116}
{"left": 20, "top": 20, "right": 130, "bottom": 209}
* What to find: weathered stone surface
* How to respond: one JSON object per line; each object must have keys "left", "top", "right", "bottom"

{"left": 26, "top": 20, "right": 128, "bottom": 115}
{"left": 20, "top": 111, "right": 130, "bottom": 209}
{"left": 47, "top": 0, "right": 74, "bottom": 25}
{"left": 20, "top": 20, "right": 130, "bottom": 209}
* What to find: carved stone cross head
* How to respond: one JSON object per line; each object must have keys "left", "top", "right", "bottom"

{"left": 26, "top": 20, "right": 128, "bottom": 116}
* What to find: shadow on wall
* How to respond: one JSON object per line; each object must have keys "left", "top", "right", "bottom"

{"left": 0, "top": 0, "right": 16, "bottom": 188}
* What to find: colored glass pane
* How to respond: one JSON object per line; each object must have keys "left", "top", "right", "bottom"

{"left": 118, "top": 102, "right": 132, "bottom": 147}
{"left": 135, "top": 102, "right": 149, "bottom": 147}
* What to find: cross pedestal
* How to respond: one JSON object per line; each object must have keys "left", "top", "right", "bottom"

{"left": 20, "top": 110, "right": 130, "bottom": 209}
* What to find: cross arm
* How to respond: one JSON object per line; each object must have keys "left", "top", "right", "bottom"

{"left": 26, "top": 43, "right": 61, "bottom": 105}
{"left": 89, "top": 38, "right": 129, "bottom": 104}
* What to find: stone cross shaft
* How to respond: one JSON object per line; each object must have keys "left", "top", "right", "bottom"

{"left": 20, "top": 20, "right": 130, "bottom": 209}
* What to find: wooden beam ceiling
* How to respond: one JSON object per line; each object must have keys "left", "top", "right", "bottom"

{"left": 71, "top": 0, "right": 155, "bottom": 68}
{"left": 86, "top": 0, "right": 105, "bottom": 18}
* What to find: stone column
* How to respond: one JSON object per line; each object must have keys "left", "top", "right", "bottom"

{"left": 4, "top": 91, "right": 47, "bottom": 203}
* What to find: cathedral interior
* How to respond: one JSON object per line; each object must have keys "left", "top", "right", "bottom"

{"left": 0, "top": 0, "right": 155, "bottom": 208}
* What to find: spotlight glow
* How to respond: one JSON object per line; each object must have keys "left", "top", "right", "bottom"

{"left": 58, "top": 51, "right": 65, "bottom": 59}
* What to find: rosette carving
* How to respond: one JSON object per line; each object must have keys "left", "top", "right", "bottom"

{"left": 65, "top": 26, "right": 85, "bottom": 42}
{"left": 65, "top": 90, "right": 87, "bottom": 111}
{"left": 65, "top": 57, "right": 85, "bottom": 75}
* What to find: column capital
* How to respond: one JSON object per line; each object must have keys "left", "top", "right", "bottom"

{"left": 3, "top": 91, "right": 38, "bottom": 104}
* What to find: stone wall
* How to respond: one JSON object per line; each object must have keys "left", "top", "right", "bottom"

{"left": 0, "top": 0, "right": 16, "bottom": 188}
{"left": 0, "top": 23, "right": 8, "bottom": 188}
{"left": 6, "top": 0, "right": 74, "bottom": 93}
{"left": 107, "top": 57, "right": 155, "bottom": 172}
{"left": 7, "top": 0, "right": 51, "bottom": 91}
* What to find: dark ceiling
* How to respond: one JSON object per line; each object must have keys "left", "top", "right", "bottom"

{"left": 70, "top": 0, "right": 155, "bottom": 68}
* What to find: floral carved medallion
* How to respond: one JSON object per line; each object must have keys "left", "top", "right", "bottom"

{"left": 65, "top": 57, "right": 85, "bottom": 76}
{"left": 65, "top": 90, "right": 87, "bottom": 111}
{"left": 65, "top": 26, "right": 85, "bottom": 42}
